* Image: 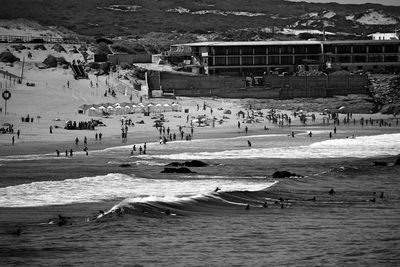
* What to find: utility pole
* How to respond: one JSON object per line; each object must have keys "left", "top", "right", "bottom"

{"left": 21, "top": 57, "right": 25, "bottom": 80}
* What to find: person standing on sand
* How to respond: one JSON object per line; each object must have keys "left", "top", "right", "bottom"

{"left": 245, "top": 126, "right": 248, "bottom": 135}
{"left": 56, "top": 150, "right": 60, "bottom": 156}
{"left": 65, "top": 150, "right": 68, "bottom": 157}
{"left": 95, "top": 133, "right": 98, "bottom": 141}
{"left": 75, "top": 137, "right": 79, "bottom": 146}
{"left": 329, "top": 132, "right": 332, "bottom": 139}
{"left": 334, "top": 126, "right": 337, "bottom": 134}
{"left": 49, "top": 125, "right": 53, "bottom": 134}
{"left": 309, "top": 131, "right": 312, "bottom": 138}
{"left": 238, "top": 121, "right": 240, "bottom": 128}
{"left": 70, "top": 149, "right": 73, "bottom": 157}
{"left": 291, "top": 131, "right": 295, "bottom": 138}
{"left": 17, "top": 129, "right": 20, "bottom": 139}
{"left": 247, "top": 140, "right": 252, "bottom": 147}
{"left": 12, "top": 136, "right": 15, "bottom": 145}
{"left": 99, "top": 133, "right": 102, "bottom": 141}
{"left": 84, "top": 136, "right": 87, "bottom": 146}
{"left": 67, "top": 81, "right": 69, "bottom": 88}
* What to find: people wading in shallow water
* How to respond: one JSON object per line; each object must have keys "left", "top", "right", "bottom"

{"left": 329, "top": 188, "right": 336, "bottom": 195}
{"left": 247, "top": 140, "right": 252, "bottom": 147}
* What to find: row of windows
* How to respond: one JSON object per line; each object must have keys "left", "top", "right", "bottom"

{"left": 328, "top": 55, "right": 399, "bottom": 63}
{"left": 212, "top": 45, "right": 322, "bottom": 55}
{"left": 210, "top": 45, "right": 399, "bottom": 55}
{"left": 211, "top": 54, "right": 399, "bottom": 66}
{"left": 324, "top": 45, "right": 399, "bottom": 54}
{"left": 211, "top": 56, "right": 321, "bottom": 66}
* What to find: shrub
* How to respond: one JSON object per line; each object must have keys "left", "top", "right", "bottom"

{"left": 0, "top": 51, "right": 20, "bottom": 63}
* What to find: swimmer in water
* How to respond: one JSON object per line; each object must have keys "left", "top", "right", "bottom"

{"left": 245, "top": 204, "right": 250, "bottom": 210}
{"left": 329, "top": 188, "right": 336, "bottom": 195}
{"left": 263, "top": 201, "right": 268, "bottom": 208}
{"left": 214, "top": 187, "right": 221, "bottom": 192}
{"left": 165, "top": 209, "right": 171, "bottom": 216}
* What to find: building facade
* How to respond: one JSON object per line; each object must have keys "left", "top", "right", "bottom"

{"left": 168, "top": 40, "right": 400, "bottom": 75}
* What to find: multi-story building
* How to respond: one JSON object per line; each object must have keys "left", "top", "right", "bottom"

{"left": 168, "top": 40, "right": 400, "bottom": 75}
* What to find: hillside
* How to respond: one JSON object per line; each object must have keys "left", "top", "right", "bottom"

{"left": 0, "top": 0, "right": 399, "bottom": 38}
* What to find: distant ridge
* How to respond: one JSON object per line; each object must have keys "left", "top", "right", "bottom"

{"left": 0, "top": 0, "right": 399, "bottom": 37}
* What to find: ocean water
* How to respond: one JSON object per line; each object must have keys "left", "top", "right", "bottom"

{"left": 0, "top": 132, "right": 400, "bottom": 266}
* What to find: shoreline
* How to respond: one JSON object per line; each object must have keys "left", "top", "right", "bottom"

{"left": 1, "top": 122, "right": 399, "bottom": 157}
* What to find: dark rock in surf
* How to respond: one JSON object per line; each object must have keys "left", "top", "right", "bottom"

{"left": 373, "top": 161, "right": 387, "bottom": 166}
{"left": 119, "top": 163, "right": 131, "bottom": 168}
{"left": 166, "top": 160, "right": 208, "bottom": 167}
{"left": 272, "top": 171, "right": 303, "bottom": 178}
{"left": 161, "top": 167, "right": 196, "bottom": 173}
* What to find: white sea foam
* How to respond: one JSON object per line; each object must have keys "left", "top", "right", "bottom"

{"left": 140, "top": 133, "right": 400, "bottom": 160}
{"left": 107, "top": 160, "right": 165, "bottom": 166}
{"left": 0, "top": 174, "right": 275, "bottom": 207}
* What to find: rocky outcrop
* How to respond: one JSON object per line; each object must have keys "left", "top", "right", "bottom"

{"left": 119, "top": 163, "right": 131, "bottom": 168}
{"left": 272, "top": 171, "right": 303, "bottom": 178}
{"left": 166, "top": 160, "right": 208, "bottom": 167}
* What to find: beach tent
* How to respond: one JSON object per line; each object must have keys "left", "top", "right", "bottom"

{"left": 171, "top": 103, "right": 181, "bottom": 112}
{"left": 107, "top": 106, "right": 115, "bottom": 114}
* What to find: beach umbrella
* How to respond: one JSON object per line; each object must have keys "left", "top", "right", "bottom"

{"left": 138, "top": 103, "right": 145, "bottom": 107}
{"left": 89, "top": 107, "right": 97, "bottom": 110}
{"left": 147, "top": 103, "right": 153, "bottom": 107}
{"left": 156, "top": 103, "right": 162, "bottom": 107}
{"left": 163, "top": 103, "right": 170, "bottom": 107}
{"left": 107, "top": 106, "right": 114, "bottom": 110}
{"left": 114, "top": 103, "right": 120, "bottom": 107}
{"left": 98, "top": 106, "right": 106, "bottom": 110}
{"left": 115, "top": 105, "right": 122, "bottom": 109}
{"left": 124, "top": 106, "right": 131, "bottom": 110}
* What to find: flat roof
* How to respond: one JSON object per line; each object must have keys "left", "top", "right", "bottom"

{"left": 172, "top": 40, "right": 400, "bottom": 47}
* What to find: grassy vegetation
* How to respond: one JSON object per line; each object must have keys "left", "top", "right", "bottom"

{"left": 1, "top": 0, "right": 399, "bottom": 38}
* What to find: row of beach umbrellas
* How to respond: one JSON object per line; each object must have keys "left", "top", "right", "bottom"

{"left": 82, "top": 102, "right": 182, "bottom": 116}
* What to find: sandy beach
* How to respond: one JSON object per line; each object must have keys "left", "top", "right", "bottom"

{"left": 1, "top": 46, "right": 399, "bottom": 158}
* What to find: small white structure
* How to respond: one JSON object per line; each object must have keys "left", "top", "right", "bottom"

{"left": 368, "top": 32, "right": 399, "bottom": 40}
